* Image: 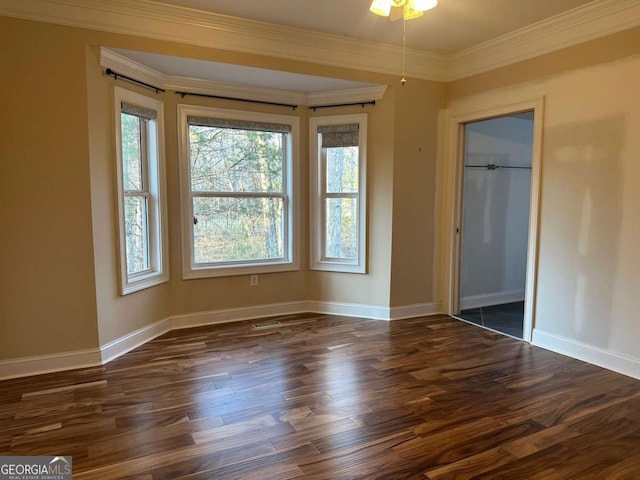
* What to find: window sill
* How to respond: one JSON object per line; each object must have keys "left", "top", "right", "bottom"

{"left": 121, "top": 271, "right": 169, "bottom": 295}
{"left": 182, "top": 261, "right": 299, "bottom": 280}
{"left": 310, "top": 261, "right": 366, "bottom": 274}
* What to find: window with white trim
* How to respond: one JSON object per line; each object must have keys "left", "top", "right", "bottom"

{"left": 177, "top": 105, "right": 299, "bottom": 278}
{"left": 114, "top": 87, "right": 168, "bottom": 294}
{"left": 310, "top": 114, "right": 367, "bottom": 273}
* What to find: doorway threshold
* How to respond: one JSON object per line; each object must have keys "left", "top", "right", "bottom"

{"left": 457, "top": 301, "right": 524, "bottom": 339}
{"left": 453, "top": 314, "right": 523, "bottom": 341}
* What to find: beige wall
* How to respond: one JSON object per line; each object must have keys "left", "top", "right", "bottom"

{"left": 448, "top": 26, "right": 640, "bottom": 102}
{"left": 461, "top": 117, "right": 533, "bottom": 305}
{"left": 0, "top": 15, "right": 443, "bottom": 361}
{"left": 164, "top": 94, "right": 309, "bottom": 316}
{"left": 0, "top": 18, "right": 100, "bottom": 359}
{"left": 390, "top": 79, "right": 445, "bottom": 307}
{"left": 6, "top": 9, "right": 638, "bottom": 374}
{"left": 446, "top": 37, "right": 640, "bottom": 367}
{"left": 307, "top": 93, "right": 396, "bottom": 306}
{"left": 86, "top": 46, "right": 171, "bottom": 346}
{"left": 535, "top": 54, "right": 640, "bottom": 356}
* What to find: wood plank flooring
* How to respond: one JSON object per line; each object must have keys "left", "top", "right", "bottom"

{"left": 1, "top": 313, "right": 640, "bottom": 479}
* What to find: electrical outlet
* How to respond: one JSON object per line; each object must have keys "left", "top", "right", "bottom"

{"left": 250, "top": 274, "right": 258, "bottom": 286}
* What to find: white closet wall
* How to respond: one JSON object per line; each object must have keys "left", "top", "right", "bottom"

{"left": 461, "top": 113, "right": 534, "bottom": 309}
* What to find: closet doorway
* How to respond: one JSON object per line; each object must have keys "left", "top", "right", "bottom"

{"left": 456, "top": 112, "right": 534, "bottom": 339}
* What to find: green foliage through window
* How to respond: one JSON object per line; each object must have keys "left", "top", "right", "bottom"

{"left": 324, "top": 146, "right": 359, "bottom": 260}
{"left": 188, "top": 125, "right": 286, "bottom": 264}
{"left": 310, "top": 114, "right": 366, "bottom": 273}
{"left": 121, "top": 113, "right": 150, "bottom": 275}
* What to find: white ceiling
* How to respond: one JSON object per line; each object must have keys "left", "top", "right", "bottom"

{"left": 159, "top": 0, "right": 595, "bottom": 54}
{"left": 111, "top": 48, "right": 380, "bottom": 93}
{"left": 107, "top": 0, "right": 597, "bottom": 94}
{"left": 5, "top": 0, "right": 637, "bottom": 93}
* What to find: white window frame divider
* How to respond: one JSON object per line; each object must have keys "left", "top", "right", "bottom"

{"left": 177, "top": 104, "right": 300, "bottom": 279}
{"left": 309, "top": 113, "right": 367, "bottom": 273}
{"left": 114, "top": 86, "right": 169, "bottom": 295}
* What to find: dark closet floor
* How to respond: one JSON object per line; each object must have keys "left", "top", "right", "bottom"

{"left": 457, "top": 301, "right": 524, "bottom": 338}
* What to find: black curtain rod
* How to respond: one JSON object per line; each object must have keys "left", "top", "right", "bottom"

{"left": 105, "top": 68, "right": 165, "bottom": 94}
{"left": 103, "top": 71, "right": 373, "bottom": 112}
{"left": 466, "top": 164, "right": 531, "bottom": 170}
{"left": 176, "top": 91, "right": 298, "bottom": 110}
{"left": 309, "top": 100, "right": 376, "bottom": 111}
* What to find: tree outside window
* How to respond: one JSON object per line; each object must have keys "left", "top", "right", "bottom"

{"left": 178, "top": 106, "right": 299, "bottom": 278}
{"left": 114, "top": 87, "right": 168, "bottom": 294}
{"left": 310, "top": 115, "right": 367, "bottom": 273}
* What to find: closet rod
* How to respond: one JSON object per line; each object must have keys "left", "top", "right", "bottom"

{"left": 466, "top": 164, "right": 531, "bottom": 170}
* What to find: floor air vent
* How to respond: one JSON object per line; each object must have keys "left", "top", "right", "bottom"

{"left": 252, "top": 320, "right": 282, "bottom": 330}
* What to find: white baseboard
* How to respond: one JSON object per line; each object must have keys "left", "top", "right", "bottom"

{"left": 99, "top": 317, "right": 172, "bottom": 364}
{"left": 0, "top": 348, "right": 101, "bottom": 381}
{"left": 0, "top": 319, "right": 173, "bottom": 381}
{"left": 532, "top": 329, "right": 640, "bottom": 380}
{"left": 306, "top": 300, "right": 390, "bottom": 320}
{"left": 171, "top": 301, "right": 309, "bottom": 330}
{"left": 0, "top": 300, "right": 442, "bottom": 380}
{"left": 307, "top": 301, "right": 441, "bottom": 321}
{"left": 461, "top": 289, "right": 525, "bottom": 310}
{"left": 390, "top": 302, "right": 442, "bottom": 320}
{"left": 173, "top": 300, "right": 442, "bottom": 329}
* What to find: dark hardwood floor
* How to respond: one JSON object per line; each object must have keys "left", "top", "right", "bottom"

{"left": 1, "top": 313, "right": 640, "bottom": 479}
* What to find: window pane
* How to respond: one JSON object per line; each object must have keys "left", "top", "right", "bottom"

{"left": 193, "top": 197, "right": 284, "bottom": 263}
{"left": 124, "top": 195, "right": 149, "bottom": 274}
{"left": 325, "top": 197, "right": 358, "bottom": 260}
{"left": 326, "top": 146, "right": 358, "bottom": 193}
{"left": 121, "top": 113, "right": 143, "bottom": 191}
{"left": 189, "top": 126, "right": 284, "bottom": 193}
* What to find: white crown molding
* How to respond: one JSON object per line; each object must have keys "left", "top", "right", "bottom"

{"left": 167, "top": 77, "right": 388, "bottom": 107}
{"left": 100, "top": 48, "right": 388, "bottom": 107}
{"left": 307, "top": 85, "right": 388, "bottom": 107}
{"left": 448, "top": 0, "right": 640, "bottom": 80}
{"left": 0, "top": 0, "right": 447, "bottom": 82}
{"left": 164, "top": 76, "right": 308, "bottom": 106}
{"left": 100, "top": 47, "right": 166, "bottom": 87}
{"left": 3, "top": 0, "right": 640, "bottom": 82}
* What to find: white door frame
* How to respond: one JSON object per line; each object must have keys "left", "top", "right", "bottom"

{"left": 438, "top": 96, "right": 544, "bottom": 343}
